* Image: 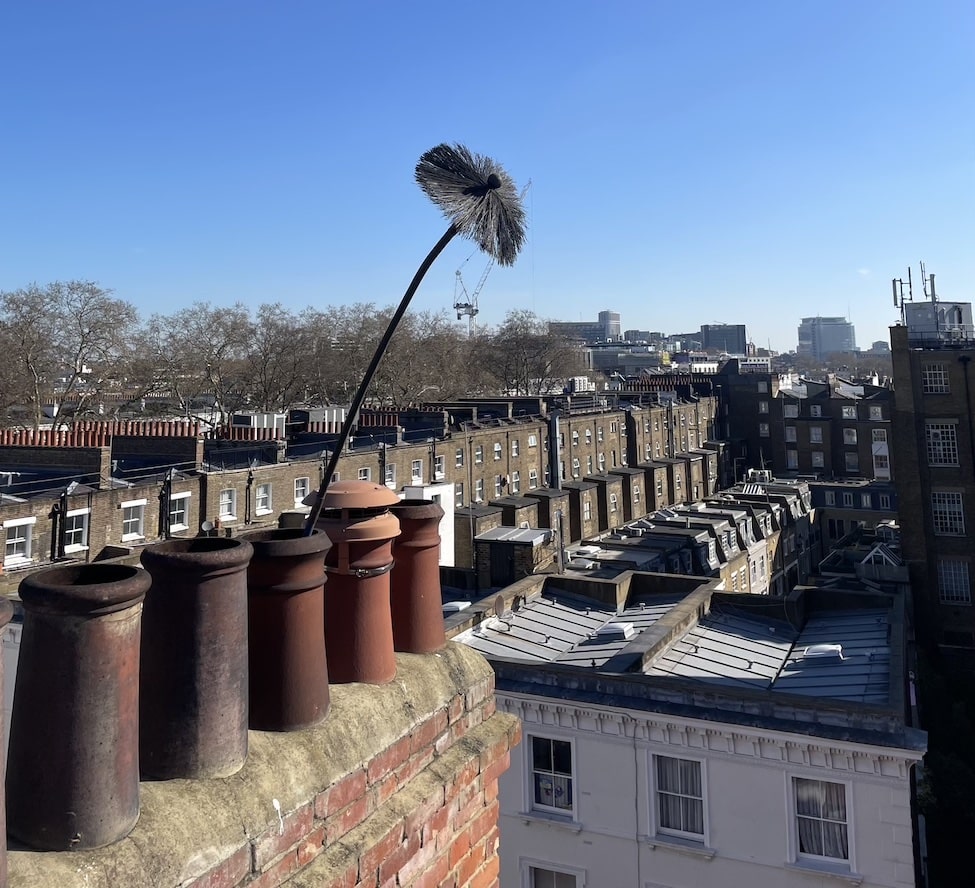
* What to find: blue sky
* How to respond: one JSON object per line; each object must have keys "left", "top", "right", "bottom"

{"left": 2, "top": 1, "right": 972, "bottom": 353}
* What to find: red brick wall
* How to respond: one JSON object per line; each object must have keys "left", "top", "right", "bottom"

{"left": 184, "top": 673, "right": 519, "bottom": 888}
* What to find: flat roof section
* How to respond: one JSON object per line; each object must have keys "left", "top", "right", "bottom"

{"left": 455, "top": 590, "right": 681, "bottom": 667}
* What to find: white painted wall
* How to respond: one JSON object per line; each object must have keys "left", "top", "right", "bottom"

{"left": 401, "top": 481, "right": 454, "bottom": 567}
{"left": 499, "top": 693, "right": 920, "bottom": 888}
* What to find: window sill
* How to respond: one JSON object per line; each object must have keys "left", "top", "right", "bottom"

{"left": 220, "top": 516, "right": 238, "bottom": 523}
{"left": 3, "top": 557, "right": 34, "bottom": 570}
{"left": 643, "top": 834, "right": 716, "bottom": 860}
{"left": 255, "top": 509, "right": 273, "bottom": 517}
{"left": 121, "top": 534, "right": 145, "bottom": 543}
{"left": 64, "top": 545, "right": 89, "bottom": 554}
{"left": 519, "top": 810, "right": 582, "bottom": 832}
{"left": 785, "top": 861, "right": 862, "bottom": 885}
{"left": 169, "top": 524, "right": 189, "bottom": 533}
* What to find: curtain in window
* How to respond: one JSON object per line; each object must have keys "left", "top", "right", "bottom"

{"left": 656, "top": 756, "right": 703, "bottom": 835}
{"left": 796, "top": 778, "right": 848, "bottom": 859}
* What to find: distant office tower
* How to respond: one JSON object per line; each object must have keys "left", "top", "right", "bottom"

{"left": 598, "top": 310, "right": 621, "bottom": 341}
{"left": 548, "top": 320, "right": 604, "bottom": 342}
{"left": 700, "top": 323, "right": 747, "bottom": 354}
{"left": 891, "top": 296, "right": 975, "bottom": 654}
{"left": 796, "top": 316, "right": 856, "bottom": 359}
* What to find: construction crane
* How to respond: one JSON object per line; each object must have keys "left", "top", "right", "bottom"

{"left": 453, "top": 258, "right": 493, "bottom": 338}
{"left": 453, "top": 178, "right": 531, "bottom": 337}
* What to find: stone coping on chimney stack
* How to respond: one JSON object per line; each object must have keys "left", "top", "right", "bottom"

{"left": 8, "top": 642, "right": 519, "bottom": 888}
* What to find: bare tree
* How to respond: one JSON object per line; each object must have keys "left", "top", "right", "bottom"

{"left": 484, "top": 310, "right": 583, "bottom": 395}
{"left": 0, "top": 281, "right": 138, "bottom": 428}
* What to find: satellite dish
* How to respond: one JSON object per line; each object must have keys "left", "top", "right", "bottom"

{"left": 493, "top": 594, "right": 505, "bottom": 618}
{"left": 201, "top": 520, "right": 214, "bottom": 534}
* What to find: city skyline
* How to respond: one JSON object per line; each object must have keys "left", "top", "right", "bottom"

{"left": 2, "top": 2, "right": 972, "bottom": 354}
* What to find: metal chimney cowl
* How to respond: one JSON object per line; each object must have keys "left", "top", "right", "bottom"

{"left": 316, "top": 481, "right": 401, "bottom": 684}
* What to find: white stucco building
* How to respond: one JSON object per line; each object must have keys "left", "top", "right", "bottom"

{"left": 453, "top": 572, "right": 925, "bottom": 888}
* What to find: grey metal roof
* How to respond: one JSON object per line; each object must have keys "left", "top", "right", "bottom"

{"left": 773, "top": 610, "right": 890, "bottom": 703}
{"left": 645, "top": 609, "right": 796, "bottom": 690}
{"left": 645, "top": 606, "right": 891, "bottom": 705}
{"left": 455, "top": 591, "right": 680, "bottom": 666}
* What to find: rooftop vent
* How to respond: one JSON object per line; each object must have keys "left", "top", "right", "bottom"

{"left": 595, "top": 621, "right": 637, "bottom": 641}
{"left": 442, "top": 601, "right": 471, "bottom": 615}
{"left": 803, "top": 643, "right": 844, "bottom": 660}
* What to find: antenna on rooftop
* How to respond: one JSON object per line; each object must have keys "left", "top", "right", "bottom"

{"left": 891, "top": 266, "right": 914, "bottom": 324}
{"left": 920, "top": 261, "right": 937, "bottom": 302}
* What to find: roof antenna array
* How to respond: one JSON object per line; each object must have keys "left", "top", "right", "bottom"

{"left": 891, "top": 266, "right": 913, "bottom": 325}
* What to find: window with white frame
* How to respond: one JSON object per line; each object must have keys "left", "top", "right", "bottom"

{"left": 294, "top": 477, "right": 309, "bottom": 506}
{"left": 586, "top": 455, "right": 593, "bottom": 474}
{"left": 219, "top": 488, "right": 237, "bottom": 519}
{"left": 3, "top": 517, "right": 36, "bottom": 566}
{"left": 810, "top": 426, "right": 823, "bottom": 444}
{"left": 411, "top": 459, "right": 423, "bottom": 482}
{"left": 844, "top": 452, "right": 859, "bottom": 472}
{"left": 494, "top": 475, "right": 503, "bottom": 497}
{"left": 938, "top": 560, "right": 971, "bottom": 604}
{"left": 531, "top": 736, "right": 573, "bottom": 814}
{"left": 610, "top": 421, "right": 618, "bottom": 433}
{"left": 585, "top": 429, "right": 592, "bottom": 445}
{"left": 454, "top": 482, "right": 464, "bottom": 507}
{"left": 842, "top": 492, "right": 853, "bottom": 507}
{"left": 256, "top": 483, "right": 272, "bottom": 515}
{"left": 571, "top": 431, "right": 579, "bottom": 447}
{"left": 121, "top": 499, "right": 147, "bottom": 541}
{"left": 597, "top": 452, "right": 606, "bottom": 472}
{"left": 474, "top": 478, "right": 484, "bottom": 501}
{"left": 583, "top": 498, "right": 592, "bottom": 521}
{"left": 793, "top": 777, "right": 849, "bottom": 862}
{"left": 168, "top": 493, "right": 190, "bottom": 532}
{"left": 511, "top": 471, "right": 521, "bottom": 493}
{"left": 869, "top": 405, "right": 883, "bottom": 420}
{"left": 512, "top": 439, "right": 520, "bottom": 457}
{"left": 529, "top": 468, "right": 539, "bottom": 489}
{"left": 475, "top": 445, "right": 484, "bottom": 465}
{"left": 922, "top": 362, "right": 950, "bottom": 394}
{"left": 860, "top": 493, "right": 871, "bottom": 508}
{"left": 810, "top": 404, "right": 822, "bottom": 417}
{"left": 926, "top": 422, "right": 959, "bottom": 465}
{"left": 434, "top": 454, "right": 445, "bottom": 479}
{"left": 493, "top": 442, "right": 502, "bottom": 461}
{"left": 64, "top": 508, "right": 91, "bottom": 551}
{"left": 759, "top": 423, "right": 769, "bottom": 437}
{"left": 784, "top": 403, "right": 799, "bottom": 418}
{"left": 932, "top": 491, "right": 965, "bottom": 535}
{"left": 758, "top": 400, "right": 769, "bottom": 414}
{"left": 841, "top": 405, "right": 856, "bottom": 419}
{"left": 843, "top": 428, "right": 858, "bottom": 445}
{"left": 872, "top": 428, "right": 887, "bottom": 444}
{"left": 610, "top": 493, "right": 618, "bottom": 513}
{"left": 645, "top": 443, "right": 652, "bottom": 460}
{"left": 385, "top": 463, "right": 397, "bottom": 486}
{"left": 757, "top": 381, "right": 768, "bottom": 393}
{"left": 811, "top": 451, "right": 825, "bottom": 468}
{"left": 785, "top": 426, "right": 797, "bottom": 442}
{"left": 597, "top": 426, "right": 604, "bottom": 442}
{"left": 357, "top": 467, "right": 371, "bottom": 482}
{"left": 787, "top": 451, "right": 799, "bottom": 469}
{"left": 633, "top": 484, "right": 641, "bottom": 504}
{"left": 879, "top": 494, "right": 891, "bottom": 509}
{"left": 455, "top": 447, "right": 464, "bottom": 468}
{"left": 571, "top": 458, "right": 580, "bottom": 478}
{"left": 529, "top": 866, "right": 576, "bottom": 888}
{"left": 528, "top": 434, "right": 538, "bottom": 448}
{"left": 656, "top": 476, "right": 663, "bottom": 496}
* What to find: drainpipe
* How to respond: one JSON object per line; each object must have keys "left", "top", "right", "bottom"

{"left": 958, "top": 356, "right": 975, "bottom": 472}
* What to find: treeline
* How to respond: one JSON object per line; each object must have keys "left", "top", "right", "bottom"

{"left": 0, "top": 282, "right": 585, "bottom": 428}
